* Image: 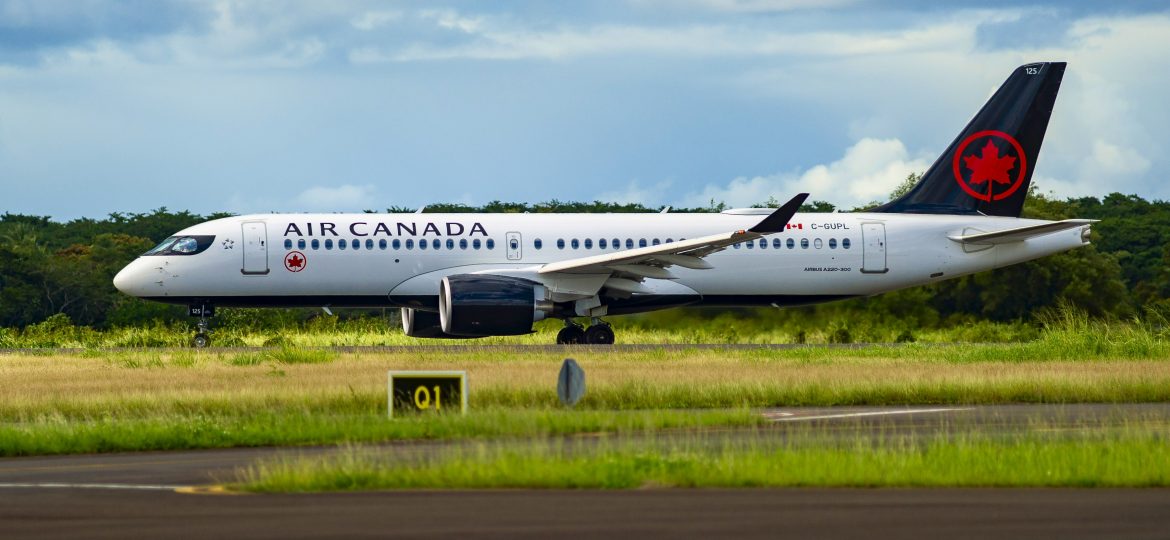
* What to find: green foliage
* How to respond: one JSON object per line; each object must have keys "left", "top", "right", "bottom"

{"left": 2, "top": 192, "right": 1168, "bottom": 332}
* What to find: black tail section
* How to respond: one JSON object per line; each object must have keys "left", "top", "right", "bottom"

{"left": 872, "top": 62, "right": 1065, "bottom": 217}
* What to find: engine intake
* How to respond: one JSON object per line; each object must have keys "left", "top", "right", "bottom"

{"left": 439, "top": 275, "right": 553, "bottom": 336}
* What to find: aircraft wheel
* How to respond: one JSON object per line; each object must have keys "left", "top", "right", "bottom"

{"left": 556, "top": 324, "right": 585, "bottom": 345}
{"left": 583, "top": 324, "right": 615, "bottom": 345}
{"left": 192, "top": 332, "right": 211, "bottom": 348}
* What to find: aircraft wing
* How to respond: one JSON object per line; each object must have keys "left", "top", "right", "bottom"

{"left": 538, "top": 193, "right": 808, "bottom": 279}
{"left": 947, "top": 219, "right": 1095, "bottom": 245}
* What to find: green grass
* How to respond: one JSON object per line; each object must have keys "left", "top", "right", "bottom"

{"left": 0, "top": 309, "right": 1057, "bottom": 348}
{"left": 0, "top": 409, "right": 763, "bottom": 457}
{"left": 237, "top": 425, "right": 1170, "bottom": 491}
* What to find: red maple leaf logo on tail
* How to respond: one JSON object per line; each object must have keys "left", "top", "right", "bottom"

{"left": 963, "top": 140, "right": 1016, "bottom": 185}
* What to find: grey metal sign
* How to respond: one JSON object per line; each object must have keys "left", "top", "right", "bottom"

{"left": 557, "top": 358, "right": 586, "bottom": 407}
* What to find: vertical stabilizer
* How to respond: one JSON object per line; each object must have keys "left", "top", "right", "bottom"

{"left": 872, "top": 62, "right": 1065, "bottom": 217}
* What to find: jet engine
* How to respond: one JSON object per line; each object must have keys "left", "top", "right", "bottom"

{"left": 400, "top": 308, "right": 476, "bottom": 339}
{"left": 438, "top": 274, "right": 553, "bottom": 336}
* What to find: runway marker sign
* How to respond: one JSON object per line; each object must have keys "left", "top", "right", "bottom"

{"left": 387, "top": 371, "right": 467, "bottom": 417}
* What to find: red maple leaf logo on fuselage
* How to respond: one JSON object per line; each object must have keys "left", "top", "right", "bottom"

{"left": 963, "top": 140, "right": 1016, "bottom": 185}
{"left": 288, "top": 254, "right": 304, "bottom": 268}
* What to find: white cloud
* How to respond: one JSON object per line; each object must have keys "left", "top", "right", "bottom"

{"left": 679, "top": 138, "right": 930, "bottom": 209}
{"left": 631, "top": 0, "right": 857, "bottom": 12}
{"left": 350, "top": 10, "right": 402, "bottom": 31}
{"left": 295, "top": 184, "right": 378, "bottom": 211}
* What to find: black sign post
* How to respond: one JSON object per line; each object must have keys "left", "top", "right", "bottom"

{"left": 387, "top": 371, "right": 467, "bottom": 417}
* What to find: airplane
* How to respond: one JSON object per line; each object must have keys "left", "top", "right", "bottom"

{"left": 114, "top": 61, "right": 1093, "bottom": 347}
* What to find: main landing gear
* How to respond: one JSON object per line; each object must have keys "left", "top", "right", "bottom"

{"left": 556, "top": 318, "right": 615, "bottom": 345}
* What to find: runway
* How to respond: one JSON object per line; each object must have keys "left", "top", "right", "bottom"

{"left": 1, "top": 404, "right": 1167, "bottom": 538}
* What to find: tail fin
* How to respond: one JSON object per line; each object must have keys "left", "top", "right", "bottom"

{"left": 872, "top": 62, "right": 1066, "bottom": 217}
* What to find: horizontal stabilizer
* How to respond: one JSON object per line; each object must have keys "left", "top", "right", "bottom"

{"left": 947, "top": 219, "right": 1095, "bottom": 245}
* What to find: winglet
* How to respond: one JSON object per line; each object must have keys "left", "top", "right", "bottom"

{"left": 748, "top": 193, "right": 809, "bottom": 234}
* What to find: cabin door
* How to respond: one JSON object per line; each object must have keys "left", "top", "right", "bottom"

{"left": 861, "top": 223, "right": 888, "bottom": 274}
{"left": 242, "top": 221, "right": 270, "bottom": 275}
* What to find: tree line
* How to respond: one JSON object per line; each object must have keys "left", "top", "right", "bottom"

{"left": 0, "top": 184, "right": 1165, "bottom": 329}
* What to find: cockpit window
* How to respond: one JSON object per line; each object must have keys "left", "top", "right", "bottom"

{"left": 144, "top": 237, "right": 178, "bottom": 255}
{"left": 142, "top": 235, "right": 215, "bottom": 256}
{"left": 172, "top": 237, "right": 199, "bottom": 253}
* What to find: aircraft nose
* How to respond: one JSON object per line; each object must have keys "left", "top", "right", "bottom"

{"left": 113, "top": 260, "right": 144, "bottom": 296}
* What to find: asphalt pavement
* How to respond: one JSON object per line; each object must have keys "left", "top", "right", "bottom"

{"left": 1, "top": 403, "right": 1167, "bottom": 539}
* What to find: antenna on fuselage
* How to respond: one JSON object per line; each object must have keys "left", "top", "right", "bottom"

{"left": 660, "top": 206, "right": 671, "bottom": 213}
{"left": 415, "top": 206, "right": 426, "bottom": 214}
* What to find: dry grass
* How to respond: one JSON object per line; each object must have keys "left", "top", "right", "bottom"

{"left": 1, "top": 348, "right": 1169, "bottom": 420}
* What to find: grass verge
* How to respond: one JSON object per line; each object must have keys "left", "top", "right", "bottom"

{"left": 237, "top": 425, "right": 1170, "bottom": 491}
{"left": 0, "top": 409, "right": 761, "bottom": 457}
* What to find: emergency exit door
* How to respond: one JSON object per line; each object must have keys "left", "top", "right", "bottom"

{"left": 242, "top": 221, "right": 269, "bottom": 275}
{"left": 861, "top": 223, "right": 887, "bottom": 274}
{"left": 506, "top": 232, "right": 522, "bottom": 261}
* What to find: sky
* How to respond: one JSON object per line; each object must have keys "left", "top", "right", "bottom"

{"left": 1, "top": 0, "right": 1168, "bottom": 219}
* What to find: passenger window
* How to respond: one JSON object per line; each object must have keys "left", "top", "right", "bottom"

{"left": 599, "top": 239, "right": 607, "bottom": 249}
{"left": 772, "top": 238, "right": 781, "bottom": 248}
{"left": 284, "top": 239, "right": 293, "bottom": 249}
{"left": 829, "top": 238, "right": 837, "bottom": 249}
{"left": 431, "top": 239, "right": 440, "bottom": 249}
{"left": 584, "top": 239, "right": 593, "bottom": 249}
{"left": 639, "top": 239, "right": 647, "bottom": 248}
{"left": 486, "top": 239, "right": 495, "bottom": 249}
{"left": 557, "top": 239, "right": 565, "bottom": 250}
{"left": 666, "top": 238, "right": 674, "bottom": 243}
{"left": 379, "top": 239, "right": 387, "bottom": 250}
{"left": 460, "top": 239, "right": 468, "bottom": 249}
{"left": 392, "top": 239, "right": 401, "bottom": 250}
{"left": 534, "top": 239, "right": 543, "bottom": 250}
{"left": 787, "top": 238, "right": 795, "bottom": 249}
{"left": 325, "top": 239, "right": 334, "bottom": 250}
{"left": 759, "top": 239, "right": 766, "bottom": 249}
{"left": 625, "top": 239, "right": 634, "bottom": 249}
{"left": 298, "top": 239, "right": 307, "bottom": 249}
{"left": 613, "top": 238, "right": 620, "bottom": 249}
{"left": 571, "top": 239, "right": 580, "bottom": 249}
{"left": 652, "top": 238, "right": 660, "bottom": 246}
{"left": 406, "top": 239, "right": 414, "bottom": 249}
{"left": 473, "top": 239, "right": 481, "bottom": 249}
{"left": 352, "top": 239, "right": 360, "bottom": 249}
{"left": 843, "top": 238, "right": 852, "bottom": 249}
{"left": 339, "top": 239, "right": 347, "bottom": 250}
{"left": 734, "top": 243, "right": 741, "bottom": 249}
{"left": 447, "top": 239, "right": 455, "bottom": 250}
{"left": 814, "top": 238, "right": 823, "bottom": 249}
{"left": 800, "top": 238, "right": 809, "bottom": 249}
{"left": 367, "top": 239, "right": 375, "bottom": 250}
{"left": 745, "top": 240, "right": 754, "bottom": 249}
{"left": 419, "top": 239, "right": 427, "bottom": 250}
{"left": 311, "top": 239, "right": 320, "bottom": 250}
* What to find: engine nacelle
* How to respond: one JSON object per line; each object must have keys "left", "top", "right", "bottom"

{"left": 401, "top": 308, "right": 477, "bottom": 339}
{"left": 438, "top": 275, "right": 553, "bottom": 336}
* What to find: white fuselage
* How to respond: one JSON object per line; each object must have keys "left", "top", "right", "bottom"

{"left": 113, "top": 211, "right": 1090, "bottom": 312}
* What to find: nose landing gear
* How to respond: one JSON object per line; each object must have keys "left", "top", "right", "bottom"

{"left": 556, "top": 318, "right": 615, "bottom": 345}
{"left": 189, "top": 302, "right": 214, "bottom": 348}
